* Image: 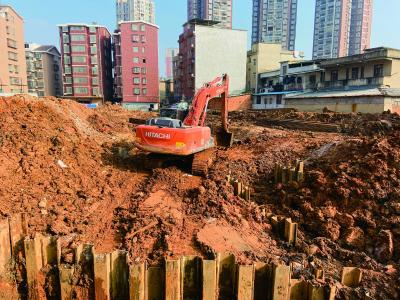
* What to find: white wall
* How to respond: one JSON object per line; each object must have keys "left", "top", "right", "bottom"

{"left": 195, "top": 25, "right": 247, "bottom": 95}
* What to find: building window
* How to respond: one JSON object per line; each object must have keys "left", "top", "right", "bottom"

{"left": 64, "top": 66, "right": 72, "bottom": 74}
{"left": 90, "top": 35, "right": 97, "bottom": 44}
{"left": 133, "top": 57, "right": 139, "bottom": 63}
{"left": 63, "top": 44, "right": 70, "bottom": 53}
{"left": 89, "top": 26, "right": 96, "bottom": 33}
{"left": 73, "top": 77, "right": 88, "bottom": 84}
{"left": 374, "top": 64, "right": 384, "bottom": 77}
{"left": 64, "top": 56, "right": 71, "bottom": 64}
{"left": 62, "top": 26, "right": 69, "bottom": 33}
{"left": 133, "top": 67, "right": 141, "bottom": 74}
{"left": 91, "top": 56, "right": 98, "bottom": 64}
{"left": 351, "top": 68, "right": 359, "bottom": 80}
{"left": 133, "top": 77, "right": 140, "bottom": 84}
{"left": 62, "top": 35, "right": 70, "bottom": 43}
{"left": 92, "top": 77, "right": 98, "bottom": 85}
{"left": 132, "top": 34, "right": 140, "bottom": 42}
{"left": 142, "top": 47, "right": 145, "bottom": 53}
{"left": 361, "top": 67, "right": 365, "bottom": 79}
{"left": 132, "top": 24, "right": 138, "bottom": 31}
{"left": 133, "top": 47, "right": 139, "bottom": 52}
{"left": 92, "top": 67, "right": 98, "bottom": 75}
{"left": 142, "top": 78, "right": 147, "bottom": 84}
{"left": 70, "top": 26, "right": 84, "bottom": 31}
{"left": 72, "top": 66, "right": 87, "bottom": 74}
{"left": 65, "top": 86, "right": 73, "bottom": 94}
{"left": 93, "top": 87, "right": 99, "bottom": 96}
{"left": 142, "top": 67, "right": 146, "bottom": 74}
{"left": 142, "top": 88, "right": 147, "bottom": 95}
{"left": 331, "top": 70, "right": 338, "bottom": 82}
{"left": 143, "top": 58, "right": 146, "bottom": 63}
{"left": 133, "top": 88, "right": 140, "bottom": 95}
{"left": 90, "top": 46, "right": 97, "bottom": 54}
{"left": 74, "top": 87, "right": 89, "bottom": 94}
{"left": 141, "top": 35, "right": 146, "bottom": 43}
{"left": 71, "top": 45, "right": 86, "bottom": 53}
{"left": 72, "top": 56, "right": 87, "bottom": 63}
{"left": 8, "top": 51, "right": 18, "bottom": 61}
{"left": 70, "top": 34, "right": 86, "bottom": 42}
{"left": 140, "top": 24, "right": 145, "bottom": 31}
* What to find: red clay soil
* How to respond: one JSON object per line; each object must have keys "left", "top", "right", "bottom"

{"left": 0, "top": 95, "right": 152, "bottom": 253}
{"left": 1, "top": 95, "right": 399, "bottom": 299}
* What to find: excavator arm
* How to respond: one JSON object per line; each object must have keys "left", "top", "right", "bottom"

{"left": 183, "top": 74, "right": 233, "bottom": 147}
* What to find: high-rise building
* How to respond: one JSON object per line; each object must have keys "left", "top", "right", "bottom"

{"left": 348, "top": 0, "right": 373, "bottom": 56}
{"left": 165, "top": 48, "right": 178, "bottom": 79}
{"left": 113, "top": 21, "right": 159, "bottom": 110}
{"left": 25, "top": 44, "right": 62, "bottom": 97}
{"left": 58, "top": 24, "right": 113, "bottom": 103}
{"left": 187, "top": 0, "right": 232, "bottom": 29}
{"left": 0, "top": 5, "right": 28, "bottom": 94}
{"left": 312, "top": 0, "right": 373, "bottom": 59}
{"left": 116, "top": 0, "right": 155, "bottom": 25}
{"left": 251, "top": 0, "right": 298, "bottom": 51}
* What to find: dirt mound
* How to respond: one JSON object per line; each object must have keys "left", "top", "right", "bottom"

{"left": 267, "top": 133, "right": 400, "bottom": 298}
{"left": 0, "top": 95, "right": 151, "bottom": 252}
{"left": 113, "top": 167, "right": 283, "bottom": 265}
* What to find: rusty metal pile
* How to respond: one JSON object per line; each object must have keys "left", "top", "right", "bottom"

{"left": 0, "top": 95, "right": 399, "bottom": 299}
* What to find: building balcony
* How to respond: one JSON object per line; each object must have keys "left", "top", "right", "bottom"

{"left": 287, "top": 64, "right": 320, "bottom": 75}
{"left": 321, "top": 77, "right": 384, "bottom": 89}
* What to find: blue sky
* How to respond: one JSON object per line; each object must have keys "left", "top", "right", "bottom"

{"left": 4, "top": 0, "right": 400, "bottom": 77}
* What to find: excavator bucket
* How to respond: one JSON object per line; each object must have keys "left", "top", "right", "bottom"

{"left": 215, "top": 128, "right": 234, "bottom": 148}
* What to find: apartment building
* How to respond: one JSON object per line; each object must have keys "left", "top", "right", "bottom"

{"left": 175, "top": 20, "right": 247, "bottom": 100}
{"left": 188, "top": 0, "right": 232, "bottom": 29}
{"left": 116, "top": 0, "right": 155, "bottom": 25}
{"left": 256, "top": 47, "right": 400, "bottom": 113}
{"left": 58, "top": 24, "right": 113, "bottom": 103}
{"left": 0, "top": 6, "right": 27, "bottom": 94}
{"left": 252, "top": 0, "right": 298, "bottom": 51}
{"left": 25, "top": 44, "right": 62, "bottom": 97}
{"left": 313, "top": 0, "right": 373, "bottom": 59}
{"left": 247, "top": 43, "right": 304, "bottom": 93}
{"left": 165, "top": 48, "right": 179, "bottom": 80}
{"left": 113, "top": 21, "right": 159, "bottom": 110}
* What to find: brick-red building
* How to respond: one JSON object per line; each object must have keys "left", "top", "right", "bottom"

{"left": 58, "top": 24, "right": 113, "bottom": 103}
{"left": 113, "top": 21, "right": 159, "bottom": 110}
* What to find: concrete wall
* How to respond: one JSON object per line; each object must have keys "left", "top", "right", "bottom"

{"left": 195, "top": 25, "right": 247, "bottom": 96}
{"left": 285, "top": 96, "right": 386, "bottom": 113}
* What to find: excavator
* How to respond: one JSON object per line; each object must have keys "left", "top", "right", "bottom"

{"left": 134, "top": 74, "right": 233, "bottom": 175}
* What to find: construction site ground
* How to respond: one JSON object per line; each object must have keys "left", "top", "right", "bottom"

{"left": 0, "top": 95, "right": 399, "bottom": 299}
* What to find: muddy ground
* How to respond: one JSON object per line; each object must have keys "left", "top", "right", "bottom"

{"left": 0, "top": 95, "right": 399, "bottom": 299}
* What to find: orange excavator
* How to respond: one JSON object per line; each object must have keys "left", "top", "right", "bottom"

{"left": 134, "top": 74, "right": 233, "bottom": 175}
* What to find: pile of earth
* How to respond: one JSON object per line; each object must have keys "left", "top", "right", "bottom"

{"left": 0, "top": 95, "right": 152, "bottom": 252}
{"left": 266, "top": 133, "right": 400, "bottom": 298}
{"left": 213, "top": 109, "right": 400, "bottom": 137}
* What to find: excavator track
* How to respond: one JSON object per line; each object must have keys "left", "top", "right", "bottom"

{"left": 192, "top": 149, "right": 214, "bottom": 176}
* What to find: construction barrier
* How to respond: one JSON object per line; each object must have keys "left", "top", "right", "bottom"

{"left": 0, "top": 214, "right": 362, "bottom": 300}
